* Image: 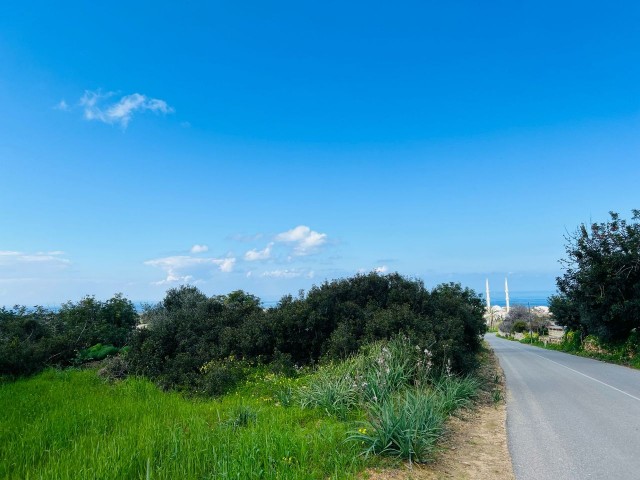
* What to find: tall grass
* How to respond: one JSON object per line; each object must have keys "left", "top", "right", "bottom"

{"left": 352, "top": 389, "right": 445, "bottom": 464}
{"left": 0, "top": 369, "right": 364, "bottom": 479}
{"left": 298, "top": 337, "right": 479, "bottom": 463}
{"left": 298, "top": 358, "right": 360, "bottom": 419}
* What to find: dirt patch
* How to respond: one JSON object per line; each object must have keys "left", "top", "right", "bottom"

{"left": 363, "top": 345, "right": 514, "bottom": 480}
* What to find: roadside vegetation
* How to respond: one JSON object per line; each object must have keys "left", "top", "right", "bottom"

{"left": 0, "top": 272, "right": 488, "bottom": 478}
{"left": 497, "top": 329, "right": 640, "bottom": 369}
{"left": 549, "top": 210, "right": 640, "bottom": 367}
{"left": 497, "top": 210, "right": 640, "bottom": 369}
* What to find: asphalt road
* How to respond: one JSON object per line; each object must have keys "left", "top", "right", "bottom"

{"left": 485, "top": 333, "right": 640, "bottom": 480}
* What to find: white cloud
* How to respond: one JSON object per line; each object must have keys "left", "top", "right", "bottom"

{"left": 244, "top": 242, "right": 273, "bottom": 261}
{"left": 260, "top": 268, "right": 314, "bottom": 279}
{"left": 0, "top": 251, "right": 71, "bottom": 282}
{"left": 79, "top": 90, "right": 174, "bottom": 128}
{"left": 275, "top": 225, "right": 327, "bottom": 256}
{"left": 190, "top": 244, "right": 209, "bottom": 253}
{"left": 0, "top": 250, "right": 70, "bottom": 266}
{"left": 54, "top": 100, "right": 69, "bottom": 111}
{"left": 218, "top": 257, "right": 236, "bottom": 273}
{"left": 145, "top": 254, "right": 235, "bottom": 285}
{"left": 261, "top": 269, "right": 298, "bottom": 278}
{"left": 229, "top": 233, "right": 264, "bottom": 243}
{"left": 357, "top": 266, "right": 389, "bottom": 274}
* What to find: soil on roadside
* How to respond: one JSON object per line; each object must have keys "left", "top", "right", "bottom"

{"left": 363, "top": 343, "right": 515, "bottom": 480}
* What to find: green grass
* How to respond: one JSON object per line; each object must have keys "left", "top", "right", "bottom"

{"left": 0, "top": 368, "right": 366, "bottom": 479}
{"left": 1, "top": 339, "right": 484, "bottom": 478}
{"left": 297, "top": 337, "right": 479, "bottom": 464}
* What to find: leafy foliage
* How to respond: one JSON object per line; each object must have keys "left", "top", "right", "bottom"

{"left": 551, "top": 210, "right": 640, "bottom": 342}
{"left": 499, "top": 305, "right": 549, "bottom": 335}
{"left": 354, "top": 389, "right": 445, "bottom": 464}
{"left": 0, "top": 294, "right": 137, "bottom": 377}
{"left": 300, "top": 336, "right": 479, "bottom": 463}
{"left": 127, "top": 274, "right": 486, "bottom": 395}
{"left": 76, "top": 343, "right": 121, "bottom": 362}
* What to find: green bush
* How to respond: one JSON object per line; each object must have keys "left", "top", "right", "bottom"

{"left": 0, "top": 295, "right": 137, "bottom": 378}
{"left": 198, "top": 356, "right": 253, "bottom": 397}
{"left": 127, "top": 274, "right": 486, "bottom": 395}
{"left": 552, "top": 210, "right": 640, "bottom": 343}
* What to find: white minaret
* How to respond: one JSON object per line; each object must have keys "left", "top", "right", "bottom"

{"left": 505, "top": 277, "right": 510, "bottom": 314}
{"left": 485, "top": 278, "right": 491, "bottom": 312}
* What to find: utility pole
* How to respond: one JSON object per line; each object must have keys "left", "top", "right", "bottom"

{"left": 528, "top": 301, "right": 532, "bottom": 344}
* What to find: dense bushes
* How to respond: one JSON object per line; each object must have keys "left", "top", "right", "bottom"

{"left": 127, "top": 273, "right": 486, "bottom": 395}
{"left": 1, "top": 272, "right": 486, "bottom": 391}
{"left": 0, "top": 294, "right": 136, "bottom": 377}
{"left": 551, "top": 210, "right": 640, "bottom": 343}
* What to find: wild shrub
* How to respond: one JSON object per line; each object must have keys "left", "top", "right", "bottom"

{"left": 552, "top": 210, "right": 640, "bottom": 342}
{"left": 0, "top": 295, "right": 137, "bottom": 377}
{"left": 198, "top": 356, "right": 252, "bottom": 397}
{"left": 351, "top": 389, "right": 445, "bottom": 464}
{"left": 97, "top": 355, "right": 129, "bottom": 381}
{"left": 298, "top": 359, "right": 360, "bottom": 418}
{"left": 126, "top": 273, "right": 486, "bottom": 394}
{"left": 357, "top": 338, "right": 420, "bottom": 404}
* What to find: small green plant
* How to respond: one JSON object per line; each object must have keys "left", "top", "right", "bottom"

{"left": 298, "top": 360, "right": 359, "bottom": 418}
{"left": 357, "top": 338, "right": 417, "bottom": 405}
{"left": 491, "top": 388, "right": 503, "bottom": 405}
{"left": 274, "top": 384, "right": 294, "bottom": 407}
{"left": 350, "top": 389, "right": 445, "bottom": 464}
{"left": 225, "top": 404, "right": 258, "bottom": 428}
{"left": 433, "top": 375, "right": 478, "bottom": 414}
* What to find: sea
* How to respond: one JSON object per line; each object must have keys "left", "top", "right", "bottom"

{"left": 6, "top": 291, "right": 554, "bottom": 312}
{"left": 486, "top": 291, "right": 553, "bottom": 307}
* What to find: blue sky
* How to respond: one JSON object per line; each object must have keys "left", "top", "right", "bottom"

{"left": 1, "top": 1, "right": 639, "bottom": 306}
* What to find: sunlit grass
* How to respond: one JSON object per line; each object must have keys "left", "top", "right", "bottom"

{"left": 0, "top": 368, "right": 365, "bottom": 479}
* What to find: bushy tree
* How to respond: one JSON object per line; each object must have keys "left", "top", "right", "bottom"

{"left": 551, "top": 210, "right": 640, "bottom": 342}
{"left": 0, "top": 294, "right": 137, "bottom": 377}
{"left": 128, "top": 273, "right": 487, "bottom": 394}
{"left": 127, "top": 286, "right": 263, "bottom": 391}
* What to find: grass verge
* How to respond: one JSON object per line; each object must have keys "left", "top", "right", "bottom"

{"left": 0, "top": 368, "right": 365, "bottom": 479}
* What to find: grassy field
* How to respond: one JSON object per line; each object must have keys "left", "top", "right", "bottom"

{"left": 1, "top": 338, "right": 481, "bottom": 479}
{"left": 0, "top": 368, "right": 366, "bottom": 480}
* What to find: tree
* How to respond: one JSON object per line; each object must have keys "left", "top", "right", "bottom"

{"left": 499, "top": 305, "right": 549, "bottom": 335}
{"left": 551, "top": 210, "right": 640, "bottom": 342}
